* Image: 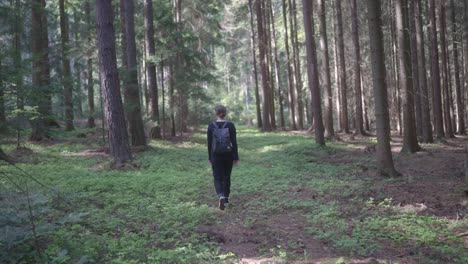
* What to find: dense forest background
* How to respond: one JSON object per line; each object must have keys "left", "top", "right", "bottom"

{"left": 0, "top": 0, "right": 467, "bottom": 263}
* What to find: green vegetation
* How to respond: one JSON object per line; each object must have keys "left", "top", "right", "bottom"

{"left": 1, "top": 128, "right": 466, "bottom": 263}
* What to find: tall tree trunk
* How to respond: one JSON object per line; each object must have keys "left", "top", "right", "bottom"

{"left": 366, "top": 0, "right": 399, "bottom": 177}
{"left": 409, "top": 0, "right": 422, "bottom": 139}
{"left": 169, "top": 64, "right": 176, "bottom": 137}
{"left": 59, "top": 0, "right": 75, "bottom": 131}
{"left": 332, "top": 0, "right": 341, "bottom": 132}
{"left": 85, "top": 0, "right": 95, "bottom": 128}
{"left": 0, "top": 59, "right": 4, "bottom": 126}
{"left": 415, "top": 0, "right": 433, "bottom": 143}
{"left": 439, "top": 2, "right": 455, "bottom": 138}
{"left": 265, "top": 0, "right": 276, "bottom": 130}
{"left": 317, "top": 0, "right": 334, "bottom": 139}
{"left": 122, "top": 0, "right": 146, "bottom": 146}
{"left": 395, "top": 0, "right": 421, "bottom": 153}
{"left": 160, "top": 62, "right": 165, "bottom": 138}
{"left": 429, "top": 0, "right": 445, "bottom": 139}
{"left": 288, "top": 0, "right": 303, "bottom": 130}
{"left": 95, "top": 0, "right": 132, "bottom": 165}
{"left": 335, "top": 0, "right": 350, "bottom": 133}
{"left": 248, "top": 0, "right": 263, "bottom": 129}
{"left": 351, "top": 0, "right": 366, "bottom": 136}
{"left": 451, "top": 0, "right": 466, "bottom": 134}
{"left": 269, "top": 0, "right": 285, "bottom": 130}
{"left": 256, "top": 0, "right": 272, "bottom": 132}
{"left": 302, "top": 0, "right": 325, "bottom": 146}
{"left": 144, "top": 0, "right": 161, "bottom": 139}
{"left": 390, "top": 2, "right": 403, "bottom": 135}
{"left": 13, "top": 0, "right": 23, "bottom": 110}
{"left": 31, "top": 0, "right": 52, "bottom": 141}
{"left": 281, "top": 0, "right": 296, "bottom": 130}
{"left": 464, "top": 0, "right": 468, "bottom": 132}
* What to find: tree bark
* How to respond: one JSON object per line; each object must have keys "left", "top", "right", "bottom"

{"left": 439, "top": 2, "right": 455, "bottom": 138}
{"left": 59, "top": 0, "right": 74, "bottom": 131}
{"left": 451, "top": 0, "right": 466, "bottom": 134}
{"left": 31, "top": 0, "right": 52, "bottom": 141}
{"left": 269, "top": 0, "right": 285, "bottom": 130}
{"left": 351, "top": 0, "right": 366, "bottom": 136}
{"left": 122, "top": 0, "right": 146, "bottom": 146}
{"left": 256, "top": 0, "right": 272, "bottom": 132}
{"left": 95, "top": 0, "right": 132, "bottom": 165}
{"left": 302, "top": 0, "right": 325, "bottom": 146}
{"left": 366, "top": 0, "right": 399, "bottom": 177}
{"left": 395, "top": 0, "right": 421, "bottom": 153}
{"left": 144, "top": 0, "right": 161, "bottom": 139}
{"left": 248, "top": 0, "right": 263, "bottom": 129}
{"left": 13, "top": 0, "right": 23, "bottom": 110}
{"left": 429, "top": 0, "right": 445, "bottom": 139}
{"left": 335, "top": 0, "right": 350, "bottom": 133}
{"left": 409, "top": 0, "right": 422, "bottom": 139}
{"left": 85, "top": 0, "right": 95, "bottom": 128}
{"left": 317, "top": 0, "right": 334, "bottom": 139}
{"left": 0, "top": 59, "right": 4, "bottom": 126}
{"left": 289, "top": 0, "right": 304, "bottom": 130}
{"left": 415, "top": 0, "right": 433, "bottom": 143}
{"left": 265, "top": 0, "right": 276, "bottom": 130}
{"left": 281, "top": 0, "right": 296, "bottom": 130}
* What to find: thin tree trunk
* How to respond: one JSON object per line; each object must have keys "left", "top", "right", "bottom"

{"left": 332, "top": 0, "right": 341, "bottom": 132}
{"left": 366, "top": 0, "right": 399, "bottom": 177}
{"left": 409, "top": 0, "right": 422, "bottom": 139}
{"left": 335, "top": 0, "right": 350, "bottom": 133}
{"left": 395, "top": 0, "right": 421, "bottom": 153}
{"left": 415, "top": 0, "right": 433, "bottom": 143}
{"left": 144, "top": 0, "right": 161, "bottom": 139}
{"left": 281, "top": 0, "right": 296, "bottom": 130}
{"left": 85, "top": 0, "right": 95, "bottom": 128}
{"left": 59, "top": 0, "right": 74, "bottom": 131}
{"left": 13, "top": 0, "right": 23, "bottom": 110}
{"left": 256, "top": 0, "right": 272, "bottom": 132}
{"left": 248, "top": 0, "right": 263, "bottom": 129}
{"left": 0, "top": 59, "right": 4, "bottom": 126}
{"left": 351, "top": 0, "right": 366, "bottom": 136}
{"left": 439, "top": 2, "right": 455, "bottom": 138}
{"left": 302, "top": 0, "right": 325, "bottom": 146}
{"left": 289, "top": 0, "right": 303, "bottom": 130}
{"left": 429, "top": 0, "right": 445, "bottom": 139}
{"left": 451, "top": 0, "right": 466, "bottom": 134}
{"left": 317, "top": 0, "right": 334, "bottom": 139}
{"left": 95, "top": 0, "right": 132, "bottom": 165}
{"left": 269, "top": 0, "right": 285, "bottom": 130}
{"left": 122, "top": 0, "right": 146, "bottom": 146}
{"left": 265, "top": 0, "right": 276, "bottom": 130}
{"left": 169, "top": 64, "right": 176, "bottom": 137}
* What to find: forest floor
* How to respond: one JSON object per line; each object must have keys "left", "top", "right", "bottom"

{"left": 0, "top": 125, "right": 467, "bottom": 263}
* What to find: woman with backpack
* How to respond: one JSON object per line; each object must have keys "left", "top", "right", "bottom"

{"left": 207, "top": 105, "right": 239, "bottom": 210}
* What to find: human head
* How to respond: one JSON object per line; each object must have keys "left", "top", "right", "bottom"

{"left": 215, "top": 105, "right": 227, "bottom": 119}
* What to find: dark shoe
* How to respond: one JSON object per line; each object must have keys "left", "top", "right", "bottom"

{"left": 225, "top": 197, "right": 229, "bottom": 204}
{"left": 219, "top": 197, "right": 225, "bottom": 210}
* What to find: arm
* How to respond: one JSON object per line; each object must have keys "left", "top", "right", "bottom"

{"left": 230, "top": 123, "right": 239, "bottom": 161}
{"left": 207, "top": 124, "right": 212, "bottom": 161}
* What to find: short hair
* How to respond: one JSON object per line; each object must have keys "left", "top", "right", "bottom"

{"left": 215, "top": 105, "right": 227, "bottom": 118}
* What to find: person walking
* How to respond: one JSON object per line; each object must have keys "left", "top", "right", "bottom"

{"left": 207, "top": 105, "right": 239, "bottom": 210}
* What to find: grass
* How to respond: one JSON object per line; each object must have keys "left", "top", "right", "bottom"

{"left": 0, "top": 127, "right": 466, "bottom": 263}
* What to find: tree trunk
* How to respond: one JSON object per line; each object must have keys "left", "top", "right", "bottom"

{"left": 366, "top": 0, "right": 399, "bottom": 177}
{"left": 0, "top": 59, "right": 4, "bottom": 126}
{"left": 451, "top": 0, "right": 466, "bottom": 134}
{"left": 335, "top": 0, "right": 350, "bottom": 133}
{"left": 85, "top": 0, "right": 95, "bottom": 128}
{"left": 13, "top": 0, "right": 23, "bottom": 110}
{"left": 395, "top": 0, "right": 421, "bottom": 153}
{"left": 291, "top": 0, "right": 304, "bottom": 130}
{"left": 464, "top": 0, "right": 468, "bottom": 133}
{"left": 169, "top": 64, "right": 176, "bottom": 137}
{"left": 256, "top": 0, "right": 272, "bottom": 132}
{"left": 317, "top": 0, "right": 334, "bottom": 139}
{"left": 415, "top": 0, "right": 433, "bottom": 143}
{"left": 160, "top": 62, "right": 165, "bottom": 138}
{"left": 248, "top": 0, "right": 263, "bottom": 129}
{"left": 332, "top": 0, "right": 341, "bottom": 132}
{"left": 409, "top": 0, "right": 422, "bottom": 139}
{"left": 122, "top": 0, "right": 146, "bottom": 146}
{"left": 429, "top": 0, "right": 445, "bottom": 139}
{"left": 351, "top": 0, "right": 366, "bottom": 136}
{"left": 265, "top": 0, "right": 276, "bottom": 130}
{"left": 31, "top": 0, "right": 52, "bottom": 141}
{"left": 144, "top": 0, "right": 161, "bottom": 139}
{"left": 439, "top": 2, "right": 455, "bottom": 138}
{"left": 95, "top": 0, "right": 132, "bottom": 165}
{"left": 302, "top": 0, "right": 325, "bottom": 146}
{"left": 269, "top": 0, "right": 285, "bottom": 130}
{"left": 281, "top": 0, "right": 296, "bottom": 130}
{"left": 59, "top": 0, "right": 74, "bottom": 131}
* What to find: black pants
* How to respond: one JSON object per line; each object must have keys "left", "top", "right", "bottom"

{"left": 212, "top": 158, "right": 233, "bottom": 199}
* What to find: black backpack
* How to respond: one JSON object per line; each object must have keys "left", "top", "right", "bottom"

{"left": 212, "top": 122, "right": 233, "bottom": 154}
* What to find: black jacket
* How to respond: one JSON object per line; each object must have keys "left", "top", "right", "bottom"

{"left": 207, "top": 121, "right": 239, "bottom": 161}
